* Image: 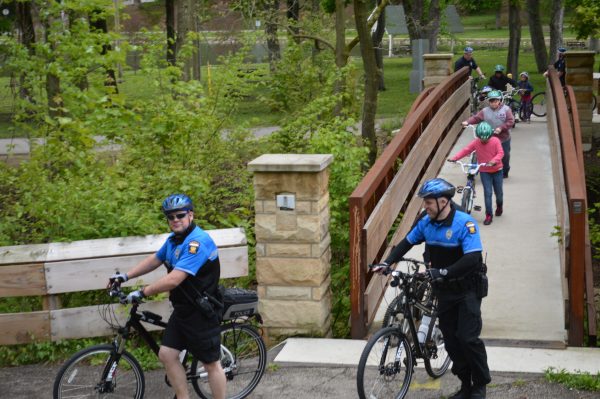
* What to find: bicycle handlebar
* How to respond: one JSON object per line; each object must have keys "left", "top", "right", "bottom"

{"left": 107, "top": 280, "right": 134, "bottom": 305}
{"left": 450, "top": 159, "right": 487, "bottom": 175}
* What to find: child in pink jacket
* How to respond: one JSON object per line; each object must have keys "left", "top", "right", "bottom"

{"left": 449, "top": 121, "right": 504, "bottom": 225}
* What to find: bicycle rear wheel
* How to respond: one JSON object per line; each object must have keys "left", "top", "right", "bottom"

{"left": 191, "top": 324, "right": 266, "bottom": 399}
{"left": 423, "top": 317, "right": 452, "bottom": 378}
{"left": 53, "top": 344, "right": 145, "bottom": 399}
{"left": 357, "top": 327, "right": 413, "bottom": 399}
{"left": 531, "top": 92, "right": 547, "bottom": 117}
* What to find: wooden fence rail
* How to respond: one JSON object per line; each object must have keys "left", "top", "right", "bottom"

{"left": 0, "top": 228, "right": 248, "bottom": 345}
{"left": 546, "top": 69, "right": 596, "bottom": 346}
{"left": 349, "top": 67, "right": 470, "bottom": 338}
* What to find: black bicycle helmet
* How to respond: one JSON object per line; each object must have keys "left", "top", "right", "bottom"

{"left": 418, "top": 178, "right": 456, "bottom": 199}
{"left": 162, "top": 194, "right": 194, "bottom": 214}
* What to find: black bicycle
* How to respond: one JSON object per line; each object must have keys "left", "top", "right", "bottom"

{"left": 357, "top": 258, "right": 451, "bottom": 399}
{"left": 530, "top": 91, "right": 597, "bottom": 118}
{"left": 470, "top": 76, "right": 484, "bottom": 115}
{"left": 53, "top": 282, "right": 266, "bottom": 399}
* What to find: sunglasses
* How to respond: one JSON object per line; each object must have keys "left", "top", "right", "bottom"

{"left": 166, "top": 212, "right": 188, "bottom": 221}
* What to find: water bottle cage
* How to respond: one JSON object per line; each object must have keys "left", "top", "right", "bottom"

{"left": 456, "top": 186, "right": 465, "bottom": 193}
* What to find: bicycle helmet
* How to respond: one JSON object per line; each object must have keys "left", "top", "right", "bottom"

{"left": 494, "top": 64, "right": 505, "bottom": 72}
{"left": 487, "top": 90, "right": 502, "bottom": 100}
{"left": 417, "top": 178, "right": 455, "bottom": 199}
{"left": 464, "top": 46, "right": 473, "bottom": 54}
{"left": 558, "top": 47, "right": 567, "bottom": 53}
{"left": 162, "top": 194, "right": 194, "bottom": 214}
{"left": 475, "top": 122, "right": 494, "bottom": 140}
{"left": 519, "top": 71, "right": 529, "bottom": 78}
{"left": 480, "top": 86, "right": 492, "bottom": 94}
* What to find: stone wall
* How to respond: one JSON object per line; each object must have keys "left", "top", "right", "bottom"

{"left": 248, "top": 154, "right": 333, "bottom": 341}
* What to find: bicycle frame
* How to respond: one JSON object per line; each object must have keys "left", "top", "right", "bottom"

{"left": 387, "top": 263, "right": 439, "bottom": 362}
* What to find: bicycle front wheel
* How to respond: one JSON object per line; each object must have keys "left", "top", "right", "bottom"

{"left": 382, "top": 294, "right": 411, "bottom": 335}
{"left": 461, "top": 186, "right": 473, "bottom": 214}
{"left": 423, "top": 318, "right": 452, "bottom": 378}
{"left": 357, "top": 327, "right": 414, "bottom": 399}
{"left": 53, "top": 344, "right": 145, "bottom": 399}
{"left": 191, "top": 324, "right": 266, "bottom": 399}
{"left": 531, "top": 92, "right": 547, "bottom": 117}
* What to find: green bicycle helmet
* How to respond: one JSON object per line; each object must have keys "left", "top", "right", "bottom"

{"left": 494, "top": 64, "right": 505, "bottom": 72}
{"left": 475, "top": 122, "right": 494, "bottom": 140}
{"left": 487, "top": 90, "right": 502, "bottom": 100}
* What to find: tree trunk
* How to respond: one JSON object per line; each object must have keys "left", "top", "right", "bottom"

{"left": 403, "top": 0, "right": 424, "bottom": 41}
{"left": 549, "top": 0, "right": 564, "bottom": 64}
{"left": 506, "top": 0, "right": 521, "bottom": 76}
{"left": 176, "top": 0, "right": 199, "bottom": 81}
{"left": 335, "top": 0, "right": 347, "bottom": 68}
{"left": 526, "top": 0, "right": 547, "bottom": 73}
{"left": 354, "top": 0, "right": 379, "bottom": 166}
{"left": 495, "top": 5, "right": 502, "bottom": 29}
{"left": 287, "top": 0, "right": 300, "bottom": 42}
{"left": 425, "top": 0, "right": 440, "bottom": 53}
{"left": 403, "top": 0, "right": 441, "bottom": 50}
{"left": 265, "top": 0, "right": 281, "bottom": 73}
{"left": 16, "top": 1, "right": 35, "bottom": 102}
{"left": 89, "top": 10, "right": 118, "bottom": 93}
{"left": 372, "top": 0, "right": 386, "bottom": 90}
{"left": 166, "top": 0, "right": 176, "bottom": 65}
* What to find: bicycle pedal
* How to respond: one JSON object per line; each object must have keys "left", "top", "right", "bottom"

{"left": 473, "top": 205, "right": 482, "bottom": 211}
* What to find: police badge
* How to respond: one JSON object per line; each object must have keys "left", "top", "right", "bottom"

{"left": 189, "top": 240, "right": 200, "bottom": 254}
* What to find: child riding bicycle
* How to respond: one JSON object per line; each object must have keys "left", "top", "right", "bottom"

{"left": 449, "top": 122, "right": 504, "bottom": 226}
{"left": 517, "top": 72, "right": 534, "bottom": 122}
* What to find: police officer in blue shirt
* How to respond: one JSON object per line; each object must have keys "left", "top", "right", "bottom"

{"left": 109, "top": 194, "right": 226, "bottom": 399}
{"left": 373, "top": 178, "right": 491, "bottom": 399}
{"left": 454, "top": 47, "right": 486, "bottom": 80}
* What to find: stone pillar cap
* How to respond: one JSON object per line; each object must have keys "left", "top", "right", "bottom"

{"left": 248, "top": 154, "right": 333, "bottom": 172}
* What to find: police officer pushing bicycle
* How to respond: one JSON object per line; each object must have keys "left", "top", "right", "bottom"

{"left": 373, "top": 178, "right": 491, "bottom": 399}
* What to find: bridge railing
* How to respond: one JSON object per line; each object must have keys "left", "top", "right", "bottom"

{"left": 546, "top": 68, "right": 596, "bottom": 346}
{"left": 349, "top": 67, "right": 471, "bottom": 338}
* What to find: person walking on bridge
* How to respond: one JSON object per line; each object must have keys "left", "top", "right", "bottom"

{"left": 449, "top": 122, "right": 504, "bottom": 225}
{"left": 373, "top": 178, "right": 491, "bottom": 399}
{"left": 462, "top": 90, "right": 514, "bottom": 179}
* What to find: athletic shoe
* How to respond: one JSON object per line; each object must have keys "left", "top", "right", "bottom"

{"left": 484, "top": 214, "right": 493, "bottom": 225}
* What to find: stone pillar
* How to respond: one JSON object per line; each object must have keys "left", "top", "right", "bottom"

{"left": 248, "top": 154, "right": 333, "bottom": 341}
{"left": 566, "top": 51, "right": 595, "bottom": 150}
{"left": 423, "top": 53, "right": 453, "bottom": 89}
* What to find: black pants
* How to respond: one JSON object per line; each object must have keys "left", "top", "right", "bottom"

{"left": 437, "top": 290, "right": 491, "bottom": 387}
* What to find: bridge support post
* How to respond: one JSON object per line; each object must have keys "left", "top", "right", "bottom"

{"left": 566, "top": 51, "right": 595, "bottom": 151}
{"left": 422, "top": 53, "right": 453, "bottom": 89}
{"left": 248, "top": 154, "right": 333, "bottom": 343}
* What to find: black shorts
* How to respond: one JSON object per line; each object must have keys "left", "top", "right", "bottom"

{"left": 161, "top": 308, "right": 221, "bottom": 364}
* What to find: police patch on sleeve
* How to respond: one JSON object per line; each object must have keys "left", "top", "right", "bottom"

{"left": 466, "top": 221, "right": 477, "bottom": 234}
{"left": 189, "top": 241, "right": 200, "bottom": 254}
